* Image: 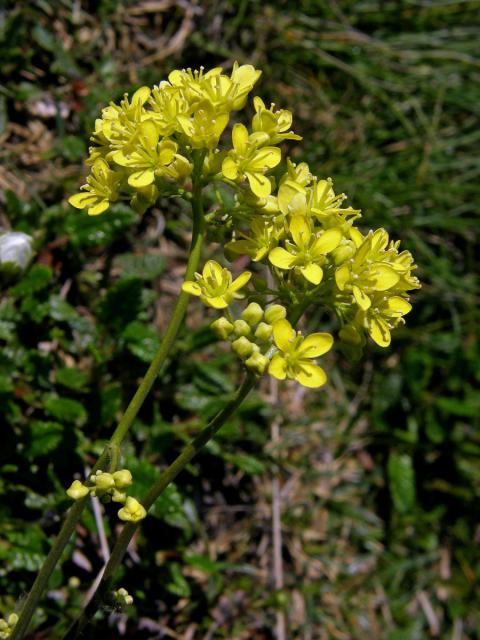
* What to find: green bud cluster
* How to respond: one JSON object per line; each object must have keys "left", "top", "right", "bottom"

{"left": 0, "top": 614, "right": 18, "bottom": 639}
{"left": 66, "top": 468, "right": 145, "bottom": 522}
{"left": 112, "top": 587, "right": 134, "bottom": 608}
{"left": 210, "top": 303, "right": 287, "bottom": 376}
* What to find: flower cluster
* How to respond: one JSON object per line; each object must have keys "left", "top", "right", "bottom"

{"left": 70, "top": 62, "right": 420, "bottom": 388}
{"left": 66, "top": 469, "right": 146, "bottom": 522}
{"left": 0, "top": 614, "right": 18, "bottom": 639}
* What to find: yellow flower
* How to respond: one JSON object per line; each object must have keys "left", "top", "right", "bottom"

{"left": 168, "top": 63, "right": 261, "bottom": 113}
{"left": 177, "top": 102, "right": 229, "bottom": 149}
{"left": 222, "top": 123, "right": 281, "bottom": 198}
{"left": 268, "top": 319, "right": 333, "bottom": 388}
{"left": 112, "top": 121, "right": 178, "bottom": 188}
{"left": 118, "top": 496, "right": 147, "bottom": 523}
{"left": 225, "top": 219, "right": 279, "bottom": 261}
{"left": 309, "top": 177, "right": 360, "bottom": 229}
{"left": 252, "top": 97, "right": 302, "bottom": 144}
{"left": 269, "top": 215, "right": 342, "bottom": 284}
{"left": 69, "top": 159, "right": 121, "bottom": 215}
{"left": 335, "top": 228, "right": 419, "bottom": 311}
{"left": 182, "top": 260, "right": 251, "bottom": 309}
{"left": 90, "top": 86, "right": 151, "bottom": 158}
{"left": 149, "top": 84, "right": 190, "bottom": 136}
{"left": 356, "top": 294, "right": 413, "bottom": 347}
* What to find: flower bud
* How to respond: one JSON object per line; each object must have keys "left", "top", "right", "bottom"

{"left": 264, "top": 304, "right": 287, "bottom": 324}
{"left": 114, "top": 587, "right": 134, "bottom": 607}
{"left": 231, "top": 337, "right": 254, "bottom": 358}
{"left": 66, "top": 480, "right": 89, "bottom": 501}
{"left": 210, "top": 317, "right": 234, "bottom": 340}
{"left": 241, "top": 302, "right": 264, "bottom": 326}
{"left": 118, "top": 496, "right": 147, "bottom": 522}
{"left": 254, "top": 321, "right": 273, "bottom": 341}
{"left": 112, "top": 489, "right": 127, "bottom": 503}
{"left": 93, "top": 472, "right": 115, "bottom": 491}
{"left": 245, "top": 352, "right": 269, "bottom": 375}
{"left": 113, "top": 469, "right": 133, "bottom": 489}
{"left": 332, "top": 243, "right": 355, "bottom": 265}
{"left": 233, "top": 319, "right": 251, "bottom": 337}
{"left": 339, "top": 324, "right": 362, "bottom": 345}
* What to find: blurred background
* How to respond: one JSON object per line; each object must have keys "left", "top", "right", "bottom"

{"left": 1, "top": 1, "right": 479, "bottom": 638}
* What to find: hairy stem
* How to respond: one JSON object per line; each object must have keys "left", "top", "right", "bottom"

{"left": 64, "top": 373, "right": 256, "bottom": 638}
{"left": 11, "top": 154, "right": 206, "bottom": 640}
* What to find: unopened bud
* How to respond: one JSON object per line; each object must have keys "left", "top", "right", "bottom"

{"left": 241, "top": 302, "right": 264, "bottom": 326}
{"left": 245, "top": 352, "right": 269, "bottom": 375}
{"left": 118, "top": 496, "right": 147, "bottom": 522}
{"left": 339, "top": 324, "right": 362, "bottom": 345}
{"left": 113, "top": 469, "right": 133, "bottom": 489}
{"left": 231, "top": 337, "right": 254, "bottom": 358}
{"left": 255, "top": 322, "right": 273, "bottom": 341}
{"left": 93, "top": 472, "right": 115, "bottom": 491}
{"left": 66, "top": 480, "right": 89, "bottom": 501}
{"left": 233, "top": 319, "right": 251, "bottom": 337}
{"left": 264, "top": 304, "right": 287, "bottom": 324}
{"left": 210, "top": 317, "right": 234, "bottom": 340}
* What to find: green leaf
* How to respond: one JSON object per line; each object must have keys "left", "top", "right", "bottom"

{"left": 98, "top": 278, "right": 143, "bottom": 334}
{"left": 388, "top": 453, "right": 416, "bottom": 514}
{"left": 115, "top": 252, "right": 165, "bottom": 281}
{"left": 56, "top": 367, "right": 89, "bottom": 391}
{"left": 44, "top": 394, "right": 87, "bottom": 426}
{"left": 166, "top": 563, "right": 191, "bottom": 598}
{"left": 66, "top": 205, "right": 136, "bottom": 248}
{"left": 123, "top": 321, "right": 160, "bottom": 363}
{"left": 26, "top": 421, "right": 63, "bottom": 458}
{"left": 10, "top": 265, "right": 53, "bottom": 297}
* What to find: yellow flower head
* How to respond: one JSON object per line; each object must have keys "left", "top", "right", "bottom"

{"left": 177, "top": 102, "right": 229, "bottom": 149}
{"left": 252, "top": 97, "right": 302, "bottom": 144}
{"left": 268, "top": 319, "right": 333, "bottom": 388}
{"left": 69, "top": 159, "right": 121, "bottom": 215}
{"left": 182, "top": 260, "right": 252, "bottom": 309}
{"left": 222, "top": 123, "right": 281, "bottom": 198}
{"left": 225, "top": 218, "right": 279, "bottom": 262}
{"left": 356, "top": 294, "right": 413, "bottom": 347}
{"left": 112, "top": 121, "right": 178, "bottom": 188}
{"left": 269, "top": 215, "right": 342, "bottom": 284}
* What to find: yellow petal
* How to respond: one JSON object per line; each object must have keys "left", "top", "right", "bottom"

{"left": 245, "top": 171, "right": 271, "bottom": 198}
{"left": 299, "top": 263, "right": 323, "bottom": 285}
{"left": 370, "top": 264, "right": 400, "bottom": 291}
{"left": 181, "top": 281, "right": 202, "bottom": 296}
{"left": 232, "top": 123, "right": 249, "bottom": 155}
{"left": 176, "top": 115, "right": 194, "bottom": 137}
{"left": 222, "top": 156, "right": 239, "bottom": 180}
{"left": 111, "top": 150, "right": 130, "bottom": 166}
{"left": 248, "top": 146, "right": 281, "bottom": 170}
{"left": 204, "top": 260, "right": 224, "bottom": 282}
{"left": 312, "top": 227, "right": 342, "bottom": 254}
{"left": 229, "top": 271, "right": 252, "bottom": 292}
{"left": 69, "top": 192, "right": 98, "bottom": 209}
{"left": 353, "top": 285, "right": 371, "bottom": 310}
{"left": 269, "top": 247, "right": 295, "bottom": 269}
{"left": 289, "top": 215, "right": 310, "bottom": 248}
{"left": 335, "top": 264, "right": 350, "bottom": 290}
{"left": 88, "top": 201, "right": 110, "bottom": 216}
{"left": 131, "top": 86, "right": 151, "bottom": 105}
{"left": 349, "top": 227, "right": 364, "bottom": 248}
{"left": 128, "top": 170, "right": 155, "bottom": 188}
{"left": 202, "top": 295, "right": 229, "bottom": 309}
{"left": 295, "top": 363, "right": 327, "bottom": 388}
{"left": 369, "top": 317, "right": 391, "bottom": 347}
{"left": 273, "top": 318, "right": 295, "bottom": 351}
{"left": 278, "top": 180, "right": 305, "bottom": 215}
{"left": 268, "top": 354, "right": 287, "bottom": 380}
{"left": 298, "top": 333, "right": 333, "bottom": 358}
{"left": 139, "top": 120, "right": 158, "bottom": 148}
{"left": 158, "top": 140, "right": 177, "bottom": 165}
{"left": 388, "top": 296, "right": 412, "bottom": 315}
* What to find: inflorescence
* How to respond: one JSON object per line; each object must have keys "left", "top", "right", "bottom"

{"left": 70, "top": 62, "right": 420, "bottom": 389}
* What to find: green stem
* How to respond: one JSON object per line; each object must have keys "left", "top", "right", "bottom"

{"left": 64, "top": 373, "right": 256, "bottom": 639}
{"left": 11, "top": 154, "right": 206, "bottom": 640}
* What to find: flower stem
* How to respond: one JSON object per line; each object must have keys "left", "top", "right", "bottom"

{"left": 64, "top": 373, "right": 256, "bottom": 639}
{"left": 11, "top": 154, "right": 206, "bottom": 640}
